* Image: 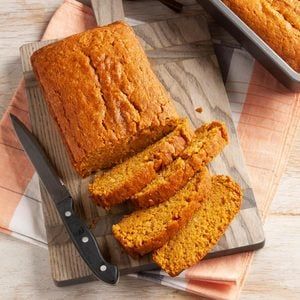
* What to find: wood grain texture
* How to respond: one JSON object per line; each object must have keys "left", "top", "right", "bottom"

{"left": 0, "top": 0, "right": 63, "bottom": 118}
{"left": 20, "top": 11, "right": 264, "bottom": 285}
{"left": 125, "top": 0, "right": 204, "bottom": 25}
{"left": 91, "top": 0, "right": 124, "bottom": 25}
{"left": 0, "top": 1, "right": 299, "bottom": 299}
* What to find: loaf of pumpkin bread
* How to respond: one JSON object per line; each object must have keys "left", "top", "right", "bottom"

{"left": 89, "top": 119, "right": 193, "bottom": 209}
{"left": 223, "top": 0, "right": 300, "bottom": 72}
{"left": 153, "top": 175, "right": 242, "bottom": 276}
{"left": 112, "top": 167, "right": 211, "bottom": 256}
{"left": 31, "top": 21, "right": 179, "bottom": 177}
{"left": 131, "top": 121, "right": 228, "bottom": 208}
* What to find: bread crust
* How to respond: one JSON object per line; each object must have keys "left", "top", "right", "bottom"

{"left": 131, "top": 121, "right": 228, "bottom": 208}
{"left": 112, "top": 168, "right": 211, "bottom": 256}
{"left": 89, "top": 119, "right": 193, "bottom": 209}
{"left": 153, "top": 175, "right": 242, "bottom": 276}
{"left": 31, "top": 21, "right": 179, "bottom": 177}
{"left": 223, "top": 0, "right": 300, "bottom": 72}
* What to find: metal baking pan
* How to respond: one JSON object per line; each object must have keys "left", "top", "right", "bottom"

{"left": 198, "top": 0, "right": 300, "bottom": 91}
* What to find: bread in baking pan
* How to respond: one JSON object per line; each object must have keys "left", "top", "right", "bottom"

{"left": 31, "top": 21, "right": 179, "bottom": 177}
{"left": 89, "top": 119, "right": 193, "bottom": 209}
{"left": 131, "top": 121, "right": 228, "bottom": 208}
{"left": 223, "top": 0, "right": 300, "bottom": 72}
{"left": 153, "top": 175, "right": 242, "bottom": 276}
{"left": 112, "top": 167, "right": 211, "bottom": 257}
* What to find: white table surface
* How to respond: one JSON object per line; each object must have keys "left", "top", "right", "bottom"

{"left": 0, "top": 1, "right": 299, "bottom": 299}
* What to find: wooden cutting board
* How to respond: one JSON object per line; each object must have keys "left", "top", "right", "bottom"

{"left": 19, "top": 0, "right": 264, "bottom": 286}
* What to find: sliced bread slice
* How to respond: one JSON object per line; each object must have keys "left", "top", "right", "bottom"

{"left": 88, "top": 119, "right": 193, "bottom": 209}
{"left": 112, "top": 167, "right": 211, "bottom": 256}
{"left": 153, "top": 175, "right": 242, "bottom": 276}
{"left": 131, "top": 121, "right": 228, "bottom": 208}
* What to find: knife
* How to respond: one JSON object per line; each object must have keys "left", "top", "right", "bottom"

{"left": 10, "top": 114, "right": 119, "bottom": 285}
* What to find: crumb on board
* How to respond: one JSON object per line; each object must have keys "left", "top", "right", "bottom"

{"left": 195, "top": 107, "right": 203, "bottom": 113}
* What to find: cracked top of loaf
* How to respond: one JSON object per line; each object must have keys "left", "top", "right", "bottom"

{"left": 31, "top": 21, "right": 179, "bottom": 177}
{"left": 222, "top": 0, "right": 300, "bottom": 72}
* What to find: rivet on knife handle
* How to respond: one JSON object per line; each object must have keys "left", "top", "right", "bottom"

{"left": 10, "top": 114, "right": 119, "bottom": 285}
{"left": 57, "top": 198, "right": 119, "bottom": 284}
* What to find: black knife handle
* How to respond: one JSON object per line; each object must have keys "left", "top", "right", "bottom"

{"left": 57, "top": 198, "right": 119, "bottom": 284}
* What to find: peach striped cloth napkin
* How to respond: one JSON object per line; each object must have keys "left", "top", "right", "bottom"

{"left": 0, "top": 1, "right": 299, "bottom": 299}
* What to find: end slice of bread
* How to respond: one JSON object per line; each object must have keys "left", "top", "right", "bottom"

{"left": 152, "top": 175, "right": 242, "bottom": 276}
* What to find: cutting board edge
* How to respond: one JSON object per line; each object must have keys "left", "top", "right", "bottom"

{"left": 19, "top": 12, "right": 265, "bottom": 286}
{"left": 52, "top": 223, "right": 265, "bottom": 286}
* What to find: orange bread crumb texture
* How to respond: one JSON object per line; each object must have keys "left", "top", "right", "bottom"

{"left": 131, "top": 121, "right": 228, "bottom": 208}
{"left": 112, "top": 168, "right": 211, "bottom": 256}
{"left": 222, "top": 0, "right": 300, "bottom": 72}
{"left": 153, "top": 175, "right": 242, "bottom": 276}
{"left": 88, "top": 119, "right": 193, "bottom": 208}
{"left": 31, "top": 21, "right": 179, "bottom": 177}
